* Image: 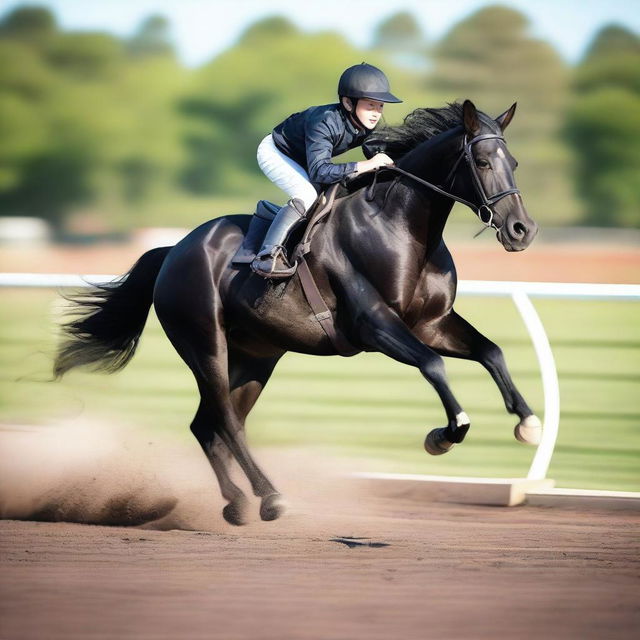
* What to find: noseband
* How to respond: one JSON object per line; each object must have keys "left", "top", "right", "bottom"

{"left": 444, "top": 133, "right": 520, "bottom": 229}
{"left": 375, "top": 132, "right": 521, "bottom": 230}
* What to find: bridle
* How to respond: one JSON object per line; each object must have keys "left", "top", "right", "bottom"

{"left": 445, "top": 132, "right": 520, "bottom": 229}
{"left": 371, "top": 132, "right": 520, "bottom": 231}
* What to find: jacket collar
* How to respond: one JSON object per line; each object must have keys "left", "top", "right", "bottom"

{"left": 338, "top": 103, "right": 364, "bottom": 136}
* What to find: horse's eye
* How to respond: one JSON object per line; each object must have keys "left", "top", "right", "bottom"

{"left": 476, "top": 159, "right": 490, "bottom": 169}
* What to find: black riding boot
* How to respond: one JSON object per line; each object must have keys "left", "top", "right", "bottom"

{"left": 251, "top": 198, "right": 307, "bottom": 279}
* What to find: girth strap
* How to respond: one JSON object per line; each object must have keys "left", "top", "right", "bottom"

{"left": 296, "top": 257, "right": 358, "bottom": 357}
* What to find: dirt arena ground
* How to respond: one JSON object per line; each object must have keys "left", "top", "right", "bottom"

{"left": 0, "top": 424, "right": 638, "bottom": 640}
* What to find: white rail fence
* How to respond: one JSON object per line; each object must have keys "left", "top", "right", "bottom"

{"left": 2, "top": 272, "right": 640, "bottom": 483}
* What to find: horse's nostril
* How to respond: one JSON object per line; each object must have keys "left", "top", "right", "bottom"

{"left": 512, "top": 221, "right": 527, "bottom": 237}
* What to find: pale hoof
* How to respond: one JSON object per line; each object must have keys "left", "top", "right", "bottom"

{"left": 260, "top": 493, "right": 288, "bottom": 521}
{"left": 222, "top": 498, "right": 249, "bottom": 526}
{"left": 515, "top": 415, "right": 542, "bottom": 445}
{"left": 425, "top": 427, "right": 455, "bottom": 456}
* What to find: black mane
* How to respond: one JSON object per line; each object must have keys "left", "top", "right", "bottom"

{"left": 373, "top": 102, "right": 497, "bottom": 160}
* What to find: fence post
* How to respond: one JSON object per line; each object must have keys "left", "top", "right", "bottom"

{"left": 510, "top": 290, "right": 560, "bottom": 480}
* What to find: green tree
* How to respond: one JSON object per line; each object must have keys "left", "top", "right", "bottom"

{"left": 372, "top": 12, "right": 423, "bottom": 51}
{"left": 0, "top": 5, "right": 193, "bottom": 229}
{"left": 127, "top": 15, "right": 174, "bottom": 59}
{"left": 431, "top": 6, "right": 567, "bottom": 121}
{"left": 371, "top": 11, "right": 427, "bottom": 72}
{"left": 0, "top": 5, "right": 56, "bottom": 47}
{"left": 0, "top": 41, "right": 53, "bottom": 191}
{"left": 430, "top": 6, "right": 578, "bottom": 225}
{"left": 582, "top": 24, "right": 640, "bottom": 60}
{"left": 565, "top": 25, "right": 640, "bottom": 227}
{"left": 0, "top": 11, "right": 94, "bottom": 222}
{"left": 238, "top": 15, "right": 298, "bottom": 44}
{"left": 45, "top": 32, "right": 124, "bottom": 81}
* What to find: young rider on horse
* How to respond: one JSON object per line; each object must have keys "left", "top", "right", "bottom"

{"left": 250, "top": 62, "right": 402, "bottom": 279}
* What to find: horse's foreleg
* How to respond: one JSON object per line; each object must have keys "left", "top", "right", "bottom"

{"left": 355, "top": 300, "right": 470, "bottom": 454}
{"left": 414, "top": 311, "right": 541, "bottom": 445}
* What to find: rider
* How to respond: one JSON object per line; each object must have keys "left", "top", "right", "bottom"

{"left": 250, "top": 62, "right": 402, "bottom": 279}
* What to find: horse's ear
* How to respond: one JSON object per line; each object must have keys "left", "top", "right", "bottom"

{"left": 495, "top": 102, "right": 517, "bottom": 131}
{"left": 462, "top": 100, "right": 481, "bottom": 136}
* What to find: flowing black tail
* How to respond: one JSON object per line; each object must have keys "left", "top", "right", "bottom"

{"left": 54, "top": 246, "right": 172, "bottom": 378}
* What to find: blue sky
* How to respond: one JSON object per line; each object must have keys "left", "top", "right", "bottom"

{"left": 1, "top": 0, "right": 638, "bottom": 66}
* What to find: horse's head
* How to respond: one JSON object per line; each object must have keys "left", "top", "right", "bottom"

{"left": 455, "top": 100, "right": 538, "bottom": 251}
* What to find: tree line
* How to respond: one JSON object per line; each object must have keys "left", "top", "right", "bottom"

{"left": 0, "top": 5, "right": 638, "bottom": 231}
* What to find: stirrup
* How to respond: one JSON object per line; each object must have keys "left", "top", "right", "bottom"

{"left": 251, "top": 246, "right": 298, "bottom": 279}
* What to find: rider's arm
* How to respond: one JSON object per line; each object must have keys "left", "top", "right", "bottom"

{"left": 305, "top": 114, "right": 395, "bottom": 184}
{"left": 304, "top": 119, "right": 358, "bottom": 185}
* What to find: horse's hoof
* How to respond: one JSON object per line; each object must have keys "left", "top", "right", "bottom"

{"left": 514, "top": 415, "right": 542, "bottom": 445}
{"left": 425, "top": 427, "right": 455, "bottom": 456}
{"left": 260, "top": 493, "right": 288, "bottom": 521}
{"left": 222, "top": 499, "right": 249, "bottom": 526}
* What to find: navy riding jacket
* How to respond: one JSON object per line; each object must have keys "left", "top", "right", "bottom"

{"left": 271, "top": 103, "right": 378, "bottom": 190}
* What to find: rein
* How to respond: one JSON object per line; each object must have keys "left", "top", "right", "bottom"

{"left": 369, "top": 133, "right": 520, "bottom": 231}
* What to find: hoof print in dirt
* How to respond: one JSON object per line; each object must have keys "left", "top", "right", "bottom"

{"left": 331, "top": 537, "right": 390, "bottom": 548}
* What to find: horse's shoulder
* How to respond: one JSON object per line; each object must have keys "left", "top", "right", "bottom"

{"left": 428, "top": 239, "right": 456, "bottom": 276}
{"left": 412, "top": 240, "right": 456, "bottom": 297}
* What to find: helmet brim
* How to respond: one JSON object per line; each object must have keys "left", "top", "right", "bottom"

{"left": 351, "top": 90, "right": 403, "bottom": 104}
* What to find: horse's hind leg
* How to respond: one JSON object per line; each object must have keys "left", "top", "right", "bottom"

{"left": 228, "top": 348, "right": 287, "bottom": 521}
{"left": 158, "top": 293, "right": 282, "bottom": 524}
{"left": 188, "top": 345, "right": 286, "bottom": 523}
{"left": 415, "top": 310, "right": 542, "bottom": 445}
{"left": 190, "top": 400, "right": 250, "bottom": 525}
{"left": 186, "top": 350, "right": 284, "bottom": 523}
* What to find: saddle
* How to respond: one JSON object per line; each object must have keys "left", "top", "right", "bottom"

{"left": 231, "top": 183, "right": 341, "bottom": 267}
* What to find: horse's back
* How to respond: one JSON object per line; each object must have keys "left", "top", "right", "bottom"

{"left": 165, "top": 214, "right": 249, "bottom": 270}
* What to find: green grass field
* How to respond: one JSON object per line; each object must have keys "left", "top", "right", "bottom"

{"left": 1, "top": 289, "right": 638, "bottom": 491}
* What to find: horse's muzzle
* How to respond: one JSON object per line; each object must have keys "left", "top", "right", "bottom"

{"left": 499, "top": 211, "right": 538, "bottom": 252}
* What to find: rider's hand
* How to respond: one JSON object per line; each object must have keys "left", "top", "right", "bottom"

{"left": 356, "top": 153, "right": 394, "bottom": 174}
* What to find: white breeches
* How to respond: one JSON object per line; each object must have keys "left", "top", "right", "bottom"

{"left": 256, "top": 134, "right": 318, "bottom": 210}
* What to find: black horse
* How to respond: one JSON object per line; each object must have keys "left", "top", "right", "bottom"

{"left": 55, "top": 100, "right": 541, "bottom": 525}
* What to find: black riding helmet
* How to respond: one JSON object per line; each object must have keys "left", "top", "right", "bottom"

{"left": 338, "top": 63, "right": 402, "bottom": 104}
{"left": 338, "top": 63, "right": 401, "bottom": 130}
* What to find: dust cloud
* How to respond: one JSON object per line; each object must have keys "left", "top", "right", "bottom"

{"left": 0, "top": 421, "right": 225, "bottom": 530}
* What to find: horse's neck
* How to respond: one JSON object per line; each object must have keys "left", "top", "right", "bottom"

{"left": 385, "top": 128, "right": 463, "bottom": 250}
{"left": 397, "top": 126, "right": 463, "bottom": 194}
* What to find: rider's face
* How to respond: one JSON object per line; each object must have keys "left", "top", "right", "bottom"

{"left": 342, "top": 97, "right": 384, "bottom": 130}
{"left": 355, "top": 99, "right": 384, "bottom": 130}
